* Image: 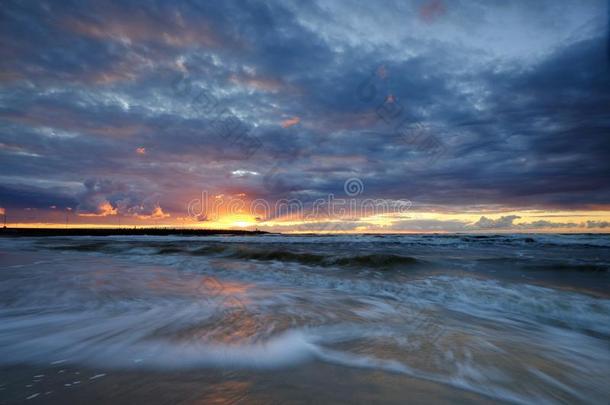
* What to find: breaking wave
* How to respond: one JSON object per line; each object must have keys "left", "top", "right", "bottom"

{"left": 2, "top": 235, "right": 609, "bottom": 403}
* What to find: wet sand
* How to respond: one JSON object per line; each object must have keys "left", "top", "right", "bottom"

{"left": 0, "top": 363, "right": 492, "bottom": 405}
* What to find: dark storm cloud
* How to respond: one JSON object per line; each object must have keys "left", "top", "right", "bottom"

{"left": 0, "top": 183, "right": 78, "bottom": 210}
{"left": 0, "top": 0, "right": 608, "bottom": 219}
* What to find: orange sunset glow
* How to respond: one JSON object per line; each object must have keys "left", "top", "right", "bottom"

{"left": 1, "top": 2, "right": 609, "bottom": 404}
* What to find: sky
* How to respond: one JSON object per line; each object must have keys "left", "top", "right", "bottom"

{"left": 0, "top": 0, "right": 609, "bottom": 232}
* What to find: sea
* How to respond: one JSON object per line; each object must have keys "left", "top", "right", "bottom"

{"left": 0, "top": 234, "right": 609, "bottom": 404}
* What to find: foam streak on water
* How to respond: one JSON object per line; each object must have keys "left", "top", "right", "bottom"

{"left": 0, "top": 235, "right": 609, "bottom": 404}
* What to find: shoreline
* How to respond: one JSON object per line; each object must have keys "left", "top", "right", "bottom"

{"left": 0, "top": 228, "right": 269, "bottom": 237}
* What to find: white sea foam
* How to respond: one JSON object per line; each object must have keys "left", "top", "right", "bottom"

{"left": 1, "top": 235, "right": 609, "bottom": 404}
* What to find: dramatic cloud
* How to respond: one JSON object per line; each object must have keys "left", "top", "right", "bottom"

{"left": 78, "top": 201, "right": 118, "bottom": 217}
{"left": 0, "top": 0, "right": 608, "bottom": 229}
{"left": 473, "top": 216, "right": 521, "bottom": 230}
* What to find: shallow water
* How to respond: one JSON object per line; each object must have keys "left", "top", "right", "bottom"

{"left": 0, "top": 234, "right": 609, "bottom": 404}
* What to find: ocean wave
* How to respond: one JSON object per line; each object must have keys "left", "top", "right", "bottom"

{"left": 41, "top": 240, "right": 421, "bottom": 269}
{"left": 527, "top": 263, "right": 609, "bottom": 272}
{"left": 0, "top": 300, "right": 607, "bottom": 404}
{"left": 474, "top": 257, "right": 609, "bottom": 273}
{"left": 225, "top": 247, "right": 419, "bottom": 268}
{"left": 1, "top": 241, "right": 609, "bottom": 404}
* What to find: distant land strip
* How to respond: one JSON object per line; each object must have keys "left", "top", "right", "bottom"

{"left": 0, "top": 228, "right": 269, "bottom": 237}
